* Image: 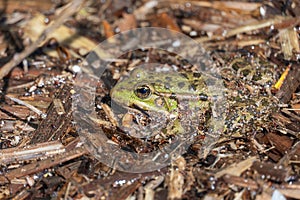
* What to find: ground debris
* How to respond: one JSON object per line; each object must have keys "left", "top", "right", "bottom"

{"left": 0, "top": 0, "right": 299, "bottom": 199}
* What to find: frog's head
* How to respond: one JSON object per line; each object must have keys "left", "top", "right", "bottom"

{"left": 110, "top": 68, "right": 176, "bottom": 113}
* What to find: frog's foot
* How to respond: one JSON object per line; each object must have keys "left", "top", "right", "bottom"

{"left": 164, "top": 118, "right": 184, "bottom": 136}
{"left": 229, "top": 58, "right": 256, "bottom": 81}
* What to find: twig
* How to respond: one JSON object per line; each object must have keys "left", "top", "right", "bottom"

{"left": 0, "top": 0, "right": 85, "bottom": 80}
{"left": 0, "top": 141, "right": 64, "bottom": 164}
{"left": 6, "top": 95, "right": 46, "bottom": 118}
{"left": 3, "top": 146, "right": 87, "bottom": 181}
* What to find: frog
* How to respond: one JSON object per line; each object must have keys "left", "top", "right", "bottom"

{"left": 110, "top": 67, "right": 212, "bottom": 137}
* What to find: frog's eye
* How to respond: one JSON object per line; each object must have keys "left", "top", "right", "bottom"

{"left": 135, "top": 85, "right": 151, "bottom": 99}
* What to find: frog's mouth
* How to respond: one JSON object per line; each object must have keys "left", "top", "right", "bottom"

{"left": 129, "top": 103, "right": 150, "bottom": 118}
{"left": 110, "top": 97, "right": 150, "bottom": 117}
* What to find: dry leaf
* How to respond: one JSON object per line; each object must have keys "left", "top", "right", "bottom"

{"left": 118, "top": 13, "right": 137, "bottom": 32}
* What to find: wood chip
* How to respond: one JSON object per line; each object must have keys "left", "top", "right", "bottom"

{"left": 252, "top": 161, "right": 289, "bottom": 182}
{"left": 53, "top": 98, "right": 66, "bottom": 115}
{"left": 279, "top": 28, "right": 300, "bottom": 60}
{"left": 118, "top": 13, "right": 137, "bottom": 32}
{"left": 222, "top": 174, "right": 258, "bottom": 190}
{"left": 215, "top": 156, "right": 257, "bottom": 178}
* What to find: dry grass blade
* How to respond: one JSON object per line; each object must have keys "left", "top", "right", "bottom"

{"left": 5, "top": 95, "right": 46, "bottom": 118}
{"left": 163, "top": 0, "right": 261, "bottom": 12}
{"left": 196, "top": 17, "right": 299, "bottom": 43}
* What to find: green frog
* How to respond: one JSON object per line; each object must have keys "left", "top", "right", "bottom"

{"left": 110, "top": 67, "right": 213, "bottom": 137}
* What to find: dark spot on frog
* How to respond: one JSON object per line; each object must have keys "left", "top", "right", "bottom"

{"left": 180, "top": 73, "right": 189, "bottom": 79}
{"left": 192, "top": 78, "right": 205, "bottom": 86}
{"left": 164, "top": 83, "right": 171, "bottom": 90}
{"left": 199, "top": 61, "right": 207, "bottom": 71}
{"left": 193, "top": 72, "right": 201, "bottom": 78}
{"left": 181, "top": 59, "right": 189, "bottom": 65}
{"left": 178, "top": 82, "right": 185, "bottom": 89}
{"left": 189, "top": 84, "right": 197, "bottom": 91}
{"left": 205, "top": 79, "right": 216, "bottom": 86}
{"left": 165, "top": 76, "right": 172, "bottom": 81}
{"left": 199, "top": 93, "right": 208, "bottom": 101}
{"left": 170, "top": 93, "right": 177, "bottom": 99}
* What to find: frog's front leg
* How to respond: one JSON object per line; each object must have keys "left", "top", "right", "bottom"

{"left": 164, "top": 118, "right": 184, "bottom": 136}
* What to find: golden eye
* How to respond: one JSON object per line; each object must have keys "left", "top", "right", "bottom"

{"left": 134, "top": 85, "right": 151, "bottom": 99}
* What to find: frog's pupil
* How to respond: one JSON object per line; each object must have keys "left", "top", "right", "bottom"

{"left": 135, "top": 85, "right": 151, "bottom": 99}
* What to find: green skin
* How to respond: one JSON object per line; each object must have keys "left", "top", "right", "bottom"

{"left": 110, "top": 68, "right": 210, "bottom": 117}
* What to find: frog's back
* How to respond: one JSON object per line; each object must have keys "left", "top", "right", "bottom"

{"left": 147, "top": 70, "right": 208, "bottom": 95}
